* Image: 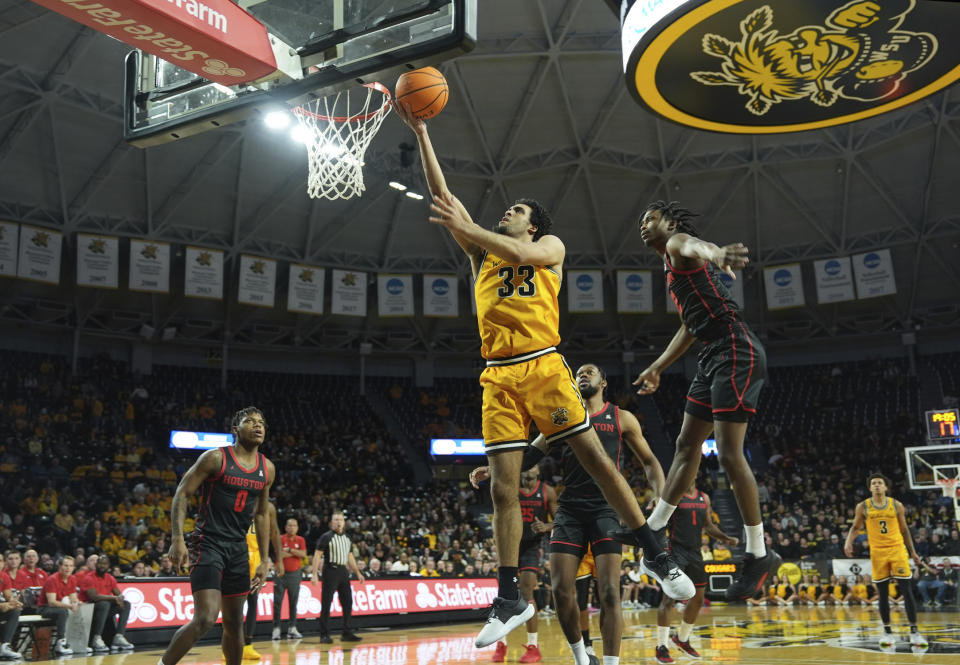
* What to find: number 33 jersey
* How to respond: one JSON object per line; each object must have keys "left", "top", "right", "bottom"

{"left": 195, "top": 447, "right": 269, "bottom": 540}
{"left": 475, "top": 251, "right": 561, "bottom": 360}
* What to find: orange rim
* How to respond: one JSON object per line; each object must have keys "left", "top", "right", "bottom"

{"left": 293, "top": 82, "right": 391, "bottom": 123}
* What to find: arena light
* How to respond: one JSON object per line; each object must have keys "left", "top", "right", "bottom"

{"left": 405, "top": 191, "right": 424, "bottom": 200}
{"left": 264, "top": 110, "right": 291, "bottom": 129}
{"left": 169, "top": 430, "right": 234, "bottom": 450}
{"left": 290, "top": 125, "right": 312, "bottom": 144}
{"left": 389, "top": 181, "right": 407, "bottom": 191}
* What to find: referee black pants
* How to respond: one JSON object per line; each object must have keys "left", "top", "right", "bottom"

{"left": 318, "top": 565, "right": 352, "bottom": 637}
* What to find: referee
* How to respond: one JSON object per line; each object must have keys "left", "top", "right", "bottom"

{"left": 310, "top": 511, "right": 364, "bottom": 643}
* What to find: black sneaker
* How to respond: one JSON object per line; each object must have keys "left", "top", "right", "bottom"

{"left": 641, "top": 552, "right": 695, "bottom": 600}
{"left": 587, "top": 655, "right": 600, "bottom": 665}
{"left": 341, "top": 632, "right": 362, "bottom": 642}
{"left": 319, "top": 635, "right": 333, "bottom": 644}
{"left": 724, "top": 551, "right": 782, "bottom": 600}
{"left": 671, "top": 635, "right": 701, "bottom": 659}
{"left": 608, "top": 526, "right": 667, "bottom": 553}
{"left": 655, "top": 645, "right": 674, "bottom": 663}
{"left": 475, "top": 596, "right": 535, "bottom": 648}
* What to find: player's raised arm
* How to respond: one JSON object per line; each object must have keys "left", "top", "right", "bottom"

{"left": 619, "top": 410, "right": 665, "bottom": 499}
{"left": 666, "top": 233, "right": 750, "bottom": 280}
{"left": 169, "top": 448, "right": 224, "bottom": 569}
{"left": 844, "top": 501, "right": 866, "bottom": 557}
{"left": 634, "top": 324, "right": 697, "bottom": 395}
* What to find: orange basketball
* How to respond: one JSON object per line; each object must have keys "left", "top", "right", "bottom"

{"left": 395, "top": 67, "right": 449, "bottom": 120}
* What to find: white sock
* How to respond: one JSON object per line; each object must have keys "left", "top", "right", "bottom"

{"left": 657, "top": 625, "right": 670, "bottom": 647}
{"left": 603, "top": 657, "right": 620, "bottom": 665}
{"left": 526, "top": 632, "right": 537, "bottom": 647}
{"left": 647, "top": 501, "right": 677, "bottom": 531}
{"left": 745, "top": 524, "right": 766, "bottom": 557}
{"left": 569, "top": 639, "right": 590, "bottom": 665}
{"left": 678, "top": 621, "right": 694, "bottom": 642}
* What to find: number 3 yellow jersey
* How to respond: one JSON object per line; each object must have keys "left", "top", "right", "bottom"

{"left": 863, "top": 498, "right": 901, "bottom": 549}
{"left": 475, "top": 251, "right": 561, "bottom": 360}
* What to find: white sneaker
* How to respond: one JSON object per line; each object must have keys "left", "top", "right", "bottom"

{"left": 640, "top": 553, "right": 695, "bottom": 600}
{"left": 878, "top": 634, "right": 896, "bottom": 650}
{"left": 0, "top": 643, "right": 23, "bottom": 660}
{"left": 475, "top": 597, "right": 535, "bottom": 648}
{"left": 287, "top": 627, "right": 302, "bottom": 639}
{"left": 272, "top": 627, "right": 281, "bottom": 640}
{"left": 112, "top": 635, "right": 134, "bottom": 651}
{"left": 91, "top": 636, "right": 109, "bottom": 653}
{"left": 54, "top": 640, "right": 73, "bottom": 656}
{"left": 910, "top": 632, "right": 929, "bottom": 650}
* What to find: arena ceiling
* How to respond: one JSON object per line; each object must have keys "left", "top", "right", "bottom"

{"left": 1, "top": 0, "right": 959, "bottom": 360}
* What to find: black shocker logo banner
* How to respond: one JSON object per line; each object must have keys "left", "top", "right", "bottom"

{"left": 620, "top": 0, "right": 960, "bottom": 133}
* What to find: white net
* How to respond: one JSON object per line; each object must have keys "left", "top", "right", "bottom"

{"left": 293, "top": 83, "right": 391, "bottom": 200}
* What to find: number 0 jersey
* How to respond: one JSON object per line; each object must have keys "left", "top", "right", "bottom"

{"left": 195, "top": 447, "right": 269, "bottom": 541}
{"left": 863, "top": 497, "right": 902, "bottom": 549}
{"left": 475, "top": 251, "right": 561, "bottom": 360}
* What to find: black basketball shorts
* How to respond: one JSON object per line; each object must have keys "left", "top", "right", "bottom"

{"left": 550, "top": 502, "right": 622, "bottom": 557}
{"left": 685, "top": 322, "right": 766, "bottom": 423}
{"left": 189, "top": 534, "right": 251, "bottom": 597}
{"left": 518, "top": 538, "right": 542, "bottom": 574}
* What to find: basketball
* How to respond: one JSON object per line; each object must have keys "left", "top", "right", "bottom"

{"left": 395, "top": 67, "right": 448, "bottom": 120}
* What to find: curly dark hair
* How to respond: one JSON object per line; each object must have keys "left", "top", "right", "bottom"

{"left": 868, "top": 472, "right": 891, "bottom": 488}
{"left": 641, "top": 200, "right": 701, "bottom": 237}
{"left": 232, "top": 406, "right": 266, "bottom": 431}
{"left": 516, "top": 198, "right": 553, "bottom": 241}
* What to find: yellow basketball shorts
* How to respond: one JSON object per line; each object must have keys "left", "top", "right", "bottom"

{"left": 576, "top": 548, "right": 596, "bottom": 580}
{"left": 480, "top": 349, "right": 590, "bottom": 454}
{"left": 870, "top": 545, "right": 912, "bottom": 581}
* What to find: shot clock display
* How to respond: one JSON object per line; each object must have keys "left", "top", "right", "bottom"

{"left": 926, "top": 409, "right": 960, "bottom": 441}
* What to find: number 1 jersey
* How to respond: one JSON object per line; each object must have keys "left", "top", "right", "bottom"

{"left": 195, "top": 446, "right": 269, "bottom": 540}
{"left": 474, "top": 251, "right": 561, "bottom": 360}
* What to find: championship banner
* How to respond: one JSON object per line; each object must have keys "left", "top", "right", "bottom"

{"left": 118, "top": 577, "right": 498, "bottom": 629}
{"left": 331, "top": 269, "right": 367, "bottom": 317}
{"left": 763, "top": 264, "right": 805, "bottom": 310}
{"left": 814, "top": 256, "right": 855, "bottom": 304}
{"left": 567, "top": 270, "right": 604, "bottom": 313}
{"left": 0, "top": 222, "right": 18, "bottom": 277}
{"left": 853, "top": 249, "right": 897, "bottom": 299}
{"left": 184, "top": 246, "right": 223, "bottom": 300}
{"left": 617, "top": 270, "right": 652, "bottom": 313}
{"left": 237, "top": 255, "right": 276, "bottom": 308}
{"left": 423, "top": 274, "right": 458, "bottom": 317}
{"left": 129, "top": 239, "right": 170, "bottom": 293}
{"left": 378, "top": 274, "right": 414, "bottom": 317}
{"left": 76, "top": 233, "right": 119, "bottom": 289}
{"left": 287, "top": 264, "right": 324, "bottom": 315}
{"left": 667, "top": 270, "right": 744, "bottom": 312}
{"left": 17, "top": 225, "right": 62, "bottom": 285}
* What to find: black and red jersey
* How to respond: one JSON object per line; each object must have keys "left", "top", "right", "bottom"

{"left": 519, "top": 480, "right": 549, "bottom": 543}
{"left": 669, "top": 489, "right": 709, "bottom": 552}
{"left": 195, "top": 447, "right": 269, "bottom": 541}
{"left": 665, "top": 256, "right": 744, "bottom": 342}
{"left": 559, "top": 402, "right": 622, "bottom": 508}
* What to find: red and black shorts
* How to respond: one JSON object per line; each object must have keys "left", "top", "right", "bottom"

{"left": 518, "top": 538, "right": 542, "bottom": 575}
{"left": 550, "top": 501, "right": 622, "bottom": 557}
{"left": 685, "top": 323, "right": 766, "bottom": 423}
{"left": 189, "top": 534, "right": 250, "bottom": 597}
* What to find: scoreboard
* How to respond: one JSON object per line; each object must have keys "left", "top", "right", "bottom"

{"left": 926, "top": 409, "right": 960, "bottom": 441}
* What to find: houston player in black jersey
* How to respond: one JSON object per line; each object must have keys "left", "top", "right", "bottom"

{"left": 474, "top": 363, "right": 669, "bottom": 665}
{"left": 655, "top": 482, "right": 737, "bottom": 663}
{"left": 633, "top": 201, "right": 778, "bottom": 601}
{"left": 159, "top": 407, "right": 275, "bottom": 665}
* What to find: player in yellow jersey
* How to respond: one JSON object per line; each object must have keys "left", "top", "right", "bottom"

{"left": 397, "top": 105, "right": 693, "bottom": 658}
{"left": 844, "top": 473, "right": 926, "bottom": 650}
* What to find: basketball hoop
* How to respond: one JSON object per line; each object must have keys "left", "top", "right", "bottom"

{"left": 292, "top": 82, "right": 392, "bottom": 200}
{"left": 939, "top": 477, "right": 959, "bottom": 498}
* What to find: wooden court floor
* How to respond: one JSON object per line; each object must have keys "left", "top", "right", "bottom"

{"left": 41, "top": 605, "right": 960, "bottom": 665}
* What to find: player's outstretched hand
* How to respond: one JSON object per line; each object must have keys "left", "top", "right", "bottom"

{"left": 633, "top": 366, "right": 661, "bottom": 395}
{"left": 169, "top": 537, "right": 189, "bottom": 573}
{"left": 429, "top": 193, "right": 472, "bottom": 231}
{"left": 392, "top": 99, "right": 426, "bottom": 134}
{"left": 469, "top": 465, "right": 491, "bottom": 489}
{"left": 725, "top": 536, "right": 740, "bottom": 547}
{"left": 712, "top": 243, "right": 749, "bottom": 279}
{"left": 843, "top": 543, "right": 854, "bottom": 558}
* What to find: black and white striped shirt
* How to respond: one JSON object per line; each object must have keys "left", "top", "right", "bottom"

{"left": 315, "top": 530, "right": 351, "bottom": 566}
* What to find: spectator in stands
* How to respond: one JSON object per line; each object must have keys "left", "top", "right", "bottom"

{"left": 156, "top": 555, "right": 177, "bottom": 578}
{"left": 128, "top": 561, "right": 152, "bottom": 578}
{"left": 0, "top": 550, "right": 24, "bottom": 661}
{"left": 419, "top": 559, "right": 440, "bottom": 577}
{"left": 712, "top": 541, "right": 732, "bottom": 561}
{"left": 390, "top": 552, "right": 411, "bottom": 574}
{"left": 39, "top": 555, "right": 79, "bottom": 656}
{"left": 366, "top": 558, "right": 383, "bottom": 578}
{"left": 440, "top": 561, "right": 458, "bottom": 577}
{"left": 917, "top": 558, "right": 946, "bottom": 607}
{"left": 80, "top": 555, "right": 134, "bottom": 652}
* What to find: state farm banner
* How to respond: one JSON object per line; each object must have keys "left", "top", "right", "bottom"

{"left": 378, "top": 274, "right": 414, "bottom": 317}
{"left": 237, "top": 255, "right": 276, "bottom": 308}
{"left": 0, "top": 222, "right": 18, "bottom": 277}
{"left": 287, "top": 264, "right": 324, "bottom": 315}
{"left": 853, "top": 249, "right": 897, "bottom": 299}
{"left": 617, "top": 270, "right": 652, "bottom": 313}
{"left": 763, "top": 264, "right": 804, "bottom": 310}
{"left": 667, "top": 270, "right": 744, "bottom": 312}
{"left": 119, "top": 577, "right": 497, "bottom": 629}
{"left": 568, "top": 270, "right": 603, "bottom": 313}
{"left": 129, "top": 239, "right": 170, "bottom": 293}
{"left": 331, "top": 269, "right": 367, "bottom": 316}
{"left": 814, "top": 256, "right": 855, "bottom": 304}
{"left": 423, "top": 274, "right": 458, "bottom": 317}
{"left": 184, "top": 246, "right": 223, "bottom": 300}
{"left": 17, "top": 225, "right": 62, "bottom": 284}
{"left": 76, "top": 233, "right": 119, "bottom": 289}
